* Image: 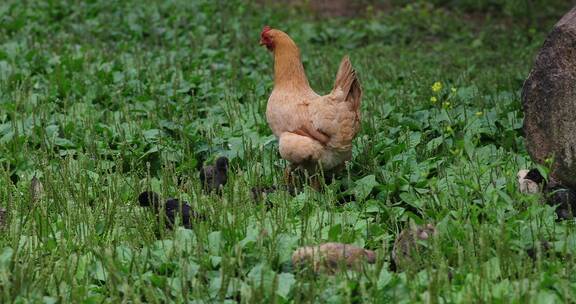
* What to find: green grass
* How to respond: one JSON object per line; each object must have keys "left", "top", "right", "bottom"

{"left": 1, "top": 0, "right": 575, "bottom": 302}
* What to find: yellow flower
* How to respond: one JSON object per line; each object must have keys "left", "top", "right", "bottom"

{"left": 430, "top": 96, "right": 437, "bottom": 103}
{"left": 442, "top": 101, "right": 451, "bottom": 108}
{"left": 451, "top": 87, "right": 457, "bottom": 93}
{"left": 432, "top": 81, "right": 442, "bottom": 93}
{"left": 445, "top": 126, "right": 453, "bottom": 133}
{"left": 475, "top": 111, "right": 483, "bottom": 116}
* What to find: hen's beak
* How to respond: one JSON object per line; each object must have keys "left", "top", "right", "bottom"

{"left": 259, "top": 38, "right": 265, "bottom": 46}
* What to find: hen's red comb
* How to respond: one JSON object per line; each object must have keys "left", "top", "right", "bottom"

{"left": 261, "top": 26, "right": 272, "bottom": 36}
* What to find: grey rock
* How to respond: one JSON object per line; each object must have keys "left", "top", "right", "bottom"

{"left": 522, "top": 7, "right": 576, "bottom": 188}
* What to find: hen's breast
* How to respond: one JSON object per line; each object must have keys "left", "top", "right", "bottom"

{"left": 265, "top": 100, "right": 291, "bottom": 137}
{"left": 265, "top": 89, "right": 318, "bottom": 137}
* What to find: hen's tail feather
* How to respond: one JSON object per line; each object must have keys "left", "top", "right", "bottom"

{"left": 333, "top": 56, "right": 362, "bottom": 115}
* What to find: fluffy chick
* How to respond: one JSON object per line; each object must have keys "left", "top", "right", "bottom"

{"left": 548, "top": 187, "right": 576, "bottom": 220}
{"left": 526, "top": 241, "right": 552, "bottom": 261}
{"left": 391, "top": 223, "right": 437, "bottom": 272}
{"left": 517, "top": 169, "right": 543, "bottom": 194}
{"left": 138, "top": 191, "right": 200, "bottom": 229}
{"left": 30, "top": 176, "right": 44, "bottom": 203}
{"left": 200, "top": 157, "right": 229, "bottom": 193}
{"left": 291, "top": 242, "right": 376, "bottom": 274}
{"left": 516, "top": 169, "right": 576, "bottom": 220}
{"left": 250, "top": 185, "right": 296, "bottom": 202}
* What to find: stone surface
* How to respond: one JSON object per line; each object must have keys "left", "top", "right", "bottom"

{"left": 522, "top": 6, "right": 576, "bottom": 188}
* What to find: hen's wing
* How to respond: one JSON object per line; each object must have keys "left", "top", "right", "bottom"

{"left": 293, "top": 125, "right": 330, "bottom": 145}
{"left": 307, "top": 56, "right": 362, "bottom": 150}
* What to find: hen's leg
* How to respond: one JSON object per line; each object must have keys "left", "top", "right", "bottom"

{"left": 279, "top": 132, "right": 324, "bottom": 187}
{"left": 310, "top": 176, "right": 322, "bottom": 191}
{"left": 283, "top": 164, "right": 295, "bottom": 185}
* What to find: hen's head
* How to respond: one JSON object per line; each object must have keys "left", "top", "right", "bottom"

{"left": 260, "top": 26, "right": 295, "bottom": 52}
{"left": 260, "top": 26, "right": 274, "bottom": 50}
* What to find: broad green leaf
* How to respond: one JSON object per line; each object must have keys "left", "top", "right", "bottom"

{"left": 276, "top": 273, "right": 295, "bottom": 299}
{"left": 353, "top": 175, "right": 379, "bottom": 202}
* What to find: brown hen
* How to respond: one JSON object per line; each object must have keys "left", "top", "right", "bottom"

{"left": 260, "top": 26, "right": 362, "bottom": 174}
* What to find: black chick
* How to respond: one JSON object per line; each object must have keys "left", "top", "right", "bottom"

{"left": 138, "top": 191, "right": 200, "bottom": 229}
{"left": 250, "top": 185, "right": 296, "bottom": 201}
{"left": 518, "top": 169, "right": 576, "bottom": 220}
{"left": 250, "top": 184, "right": 296, "bottom": 210}
{"left": 525, "top": 169, "right": 545, "bottom": 184}
{"left": 138, "top": 191, "right": 161, "bottom": 210}
{"left": 547, "top": 187, "right": 576, "bottom": 220}
{"left": 526, "top": 241, "right": 552, "bottom": 261}
{"left": 200, "top": 157, "right": 229, "bottom": 193}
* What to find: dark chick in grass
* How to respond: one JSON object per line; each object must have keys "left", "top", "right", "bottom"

{"left": 517, "top": 168, "right": 576, "bottom": 220}
{"left": 250, "top": 185, "right": 296, "bottom": 201}
{"left": 391, "top": 223, "right": 437, "bottom": 272}
{"left": 200, "top": 157, "right": 229, "bottom": 193}
{"left": 138, "top": 191, "right": 202, "bottom": 229}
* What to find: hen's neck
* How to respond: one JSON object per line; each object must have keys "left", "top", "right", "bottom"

{"left": 273, "top": 43, "right": 311, "bottom": 91}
